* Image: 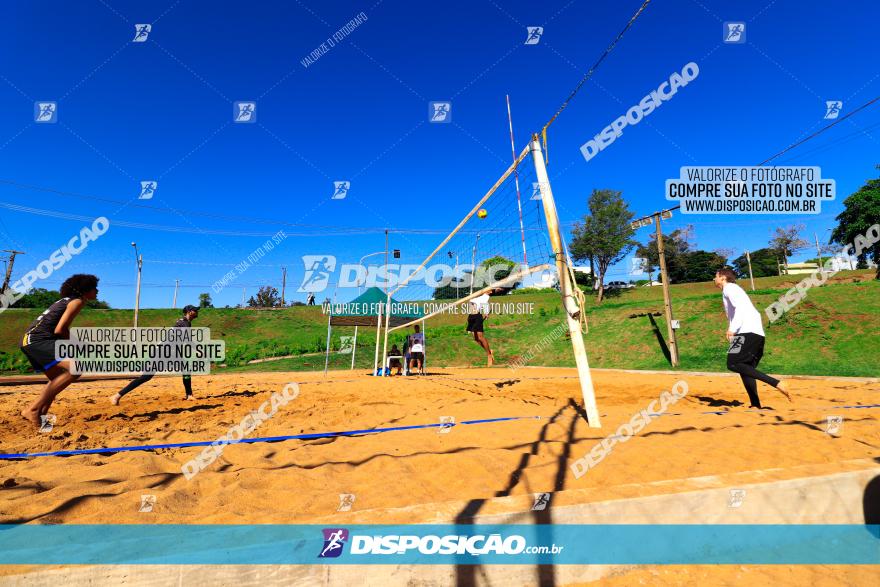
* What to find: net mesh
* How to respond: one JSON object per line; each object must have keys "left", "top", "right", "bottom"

{"left": 386, "top": 144, "right": 555, "bottom": 311}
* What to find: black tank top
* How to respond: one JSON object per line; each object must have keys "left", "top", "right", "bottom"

{"left": 23, "top": 297, "right": 72, "bottom": 344}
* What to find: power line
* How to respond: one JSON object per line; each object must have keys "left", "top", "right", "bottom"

{"left": 0, "top": 199, "right": 556, "bottom": 237}
{"left": 757, "top": 95, "right": 880, "bottom": 166}
{"left": 542, "top": 0, "right": 653, "bottom": 134}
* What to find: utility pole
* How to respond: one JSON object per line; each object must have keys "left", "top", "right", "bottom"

{"left": 281, "top": 267, "right": 287, "bottom": 306}
{"left": 241, "top": 287, "right": 247, "bottom": 307}
{"left": 632, "top": 209, "right": 681, "bottom": 367}
{"left": 131, "top": 243, "right": 142, "bottom": 327}
{"left": 1, "top": 249, "right": 25, "bottom": 293}
{"left": 654, "top": 214, "right": 680, "bottom": 367}
{"left": 172, "top": 279, "right": 180, "bottom": 309}
{"left": 814, "top": 233, "right": 824, "bottom": 271}
{"left": 470, "top": 233, "right": 481, "bottom": 295}
{"left": 384, "top": 229, "right": 389, "bottom": 295}
{"left": 745, "top": 250, "right": 755, "bottom": 291}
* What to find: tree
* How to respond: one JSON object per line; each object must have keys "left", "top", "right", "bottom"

{"left": 198, "top": 293, "right": 213, "bottom": 308}
{"left": 769, "top": 224, "right": 808, "bottom": 270}
{"left": 432, "top": 275, "right": 468, "bottom": 300}
{"left": 635, "top": 228, "right": 690, "bottom": 283}
{"left": 569, "top": 189, "right": 637, "bottom": 302}
{"left": 830, "top": 165, "right": 880, "bottom": 279}
{"left": 677, "top": 250, "right": 727, "bottom": 282}
{"left": 248, "top": 285, "right": 281, "bottom": 308}
{"left": 432, "top": 256, "right": 516, "bottom": 299}
{"left": 9, "top": 287, "right": 109, "bottom": 309}
{"left": 477, "top": 255, "right": 517, "bottom": 289}
{"left": 731, "top": 248, "right": 778, "bottom": 279}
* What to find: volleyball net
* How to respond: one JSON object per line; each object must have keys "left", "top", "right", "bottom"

{"left": 380, "top": 137, "right": 601, "bottom": 428}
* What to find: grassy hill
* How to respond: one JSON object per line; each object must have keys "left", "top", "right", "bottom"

{"left": 1, "top": 270, "right": 878, "bottom": 377}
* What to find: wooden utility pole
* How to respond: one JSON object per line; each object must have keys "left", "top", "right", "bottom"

{"left": 654, "top": 215, "right": 680, "bottom": 367}
{"left": 745, "top": 250, "right": 755, "bottom": 291}
{"left": 1, "top": 250, "right": 25, "bottom": 293}
{"left": 281, "top": 267, "right": 287, "bottom": 306}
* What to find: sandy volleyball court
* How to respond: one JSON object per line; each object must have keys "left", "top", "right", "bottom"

{"left": 1, "top": 367, "right": 877, "bottom": 523}
{"left": 1, "top": 367, "right": 878, "bottom": 584}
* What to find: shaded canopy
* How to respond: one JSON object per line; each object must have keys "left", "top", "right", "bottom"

{"left": 326, "top": 287, "right": 424, "bottom": 327}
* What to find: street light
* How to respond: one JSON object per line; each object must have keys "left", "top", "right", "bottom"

{"left": 470, "top": 233, "right": 481, "bottom": 295}
{"left": 359, "top": 251, "right": 387, "bottom": 294}
{"left": 131, "top": 242, "right": 143, "bottom": 327}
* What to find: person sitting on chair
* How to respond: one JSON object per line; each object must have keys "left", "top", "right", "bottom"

{"left": 389, "top": 344, "right": 403, "bottom": 376}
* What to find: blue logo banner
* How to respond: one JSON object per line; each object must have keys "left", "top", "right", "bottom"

{"left": 0, "top": 524, "right": 877, "bottom": 565}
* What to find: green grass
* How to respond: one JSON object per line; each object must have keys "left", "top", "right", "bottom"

{"left": 2, "top": 271, "right": 878, "bottom": 377}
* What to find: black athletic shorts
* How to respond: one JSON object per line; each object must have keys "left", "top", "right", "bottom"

{"left": 466, "top": 313, "right": 484, "bottom": 333}
{"left": 410, "top": 352, "right": 424, "bottom": 363}
{"left": 726, "top": 332, "right": 765, "bottom": 367}
{"left": 20, "top": 340, "right": 61, "bottom": 372}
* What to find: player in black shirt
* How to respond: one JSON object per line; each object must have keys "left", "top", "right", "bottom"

{"left": 19, "top": 274, "right": 99, "bottom": 428}
{"left": 109, "top": 305, "right": 200, "bottom": 404}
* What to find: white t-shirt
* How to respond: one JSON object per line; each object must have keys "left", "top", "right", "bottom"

{"left": 722, "top": 282, "right": 764, "bottom": 336}
{"left": 409, "top": 332, "right": 424, "bottom": 353}
{"left": 470, "top": 293, "right": 491, "bottom": 315}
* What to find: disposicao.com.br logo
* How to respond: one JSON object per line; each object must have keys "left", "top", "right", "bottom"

{"left": 317, "top": 528, "right": 563, "bottom": 558}
{"left": 298, "top": 255, "right": 530, "bottom": 293}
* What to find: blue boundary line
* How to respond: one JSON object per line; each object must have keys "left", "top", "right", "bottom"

{"left": 4, "top": 402, "right": 877, "bottom": 461}
{"left": 696, "top": 403, "right": 880, "bottom": 415}
{"left": 0, "top": 416, "right": 541, "bottom": 460}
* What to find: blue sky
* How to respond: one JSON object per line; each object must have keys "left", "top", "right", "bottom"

{"left": 1, "top": 0, "right": 878, "bottom": 308}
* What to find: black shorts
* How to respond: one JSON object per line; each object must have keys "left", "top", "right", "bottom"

{"left": 20, "top": 340, "right": 61, "bottom": 372}
{"left": 466, "top": 313, "right": 484, "bottom": 333}
{"left": 727, "top": 332, "right": 765, "bottom": 367}
{"left": 389, "top": 358, "right": 402, "bottom": 368}
{"left": 410, "top": 352, "right": 424, "bottom": 363}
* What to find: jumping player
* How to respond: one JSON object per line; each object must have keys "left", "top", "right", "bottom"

{"left": 467, "top": 288, "right": 502, "bottom": 367}
{"left": 109, "top": 305, "right": 199, "bottom": 405}
{"left": 714, "top": 269, "right": 791, "bottom": 408}
{"left": 19, "top": 274, "right": 100, "bottom": 427}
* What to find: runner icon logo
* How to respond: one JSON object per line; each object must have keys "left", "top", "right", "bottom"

{"left": 319, "top": 528, "right": 349, "bottom": 558}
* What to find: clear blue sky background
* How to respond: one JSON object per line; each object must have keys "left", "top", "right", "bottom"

{"left": 1, "top": 0, "right": 878, "bottom": 308}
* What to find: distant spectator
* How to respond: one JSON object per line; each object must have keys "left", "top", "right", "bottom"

{"left": 407, "top": 325, "right": 425, "bottom": 375}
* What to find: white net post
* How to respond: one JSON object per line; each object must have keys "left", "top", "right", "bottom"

{"left": 381, "top": 290, "right": 391, "bottom": 376}
{"left": 530, "top": 135, "right": 601, "bottom": 428}
{"left": 373, "top": 304, "right": 383, "bottom": 375}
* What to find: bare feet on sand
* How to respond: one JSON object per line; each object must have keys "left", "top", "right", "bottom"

{"left": 20, "top": 408, "right": 41, "bottom": 427}
{"left": 487, "top": 352, "right": 494, "bottom": 367}
{"left": 184, "top": 395, "right": 194, "bottom": 401}
{"left": 109, "top": 393, "right": 121, "bottom": 406}
{"left": 776, "top": 380, "right": 792, "bottom": 402}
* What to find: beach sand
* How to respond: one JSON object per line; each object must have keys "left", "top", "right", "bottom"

{"left": 1, "top": 367, "right": 878, "bottom": 584}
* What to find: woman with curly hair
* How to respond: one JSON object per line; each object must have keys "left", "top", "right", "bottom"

{"left": 19, "top": 274, "right": 99, "bottom": 428}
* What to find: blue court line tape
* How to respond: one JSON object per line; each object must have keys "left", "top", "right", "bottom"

{"left": 0, "top": 416, "right": 542, "bottom": 460}
{"left": 698, "top": 403, "right": 880, "bottom": 415}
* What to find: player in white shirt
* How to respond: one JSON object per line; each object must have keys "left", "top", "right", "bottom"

{"left": 466, "top": 288, "right": 503, "bottom": 367}
{"left": 714, "top": 268, "right": 791, "bottom": 408}
{"left": 407, "top": 325, "right": 425, "bottom": 375}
